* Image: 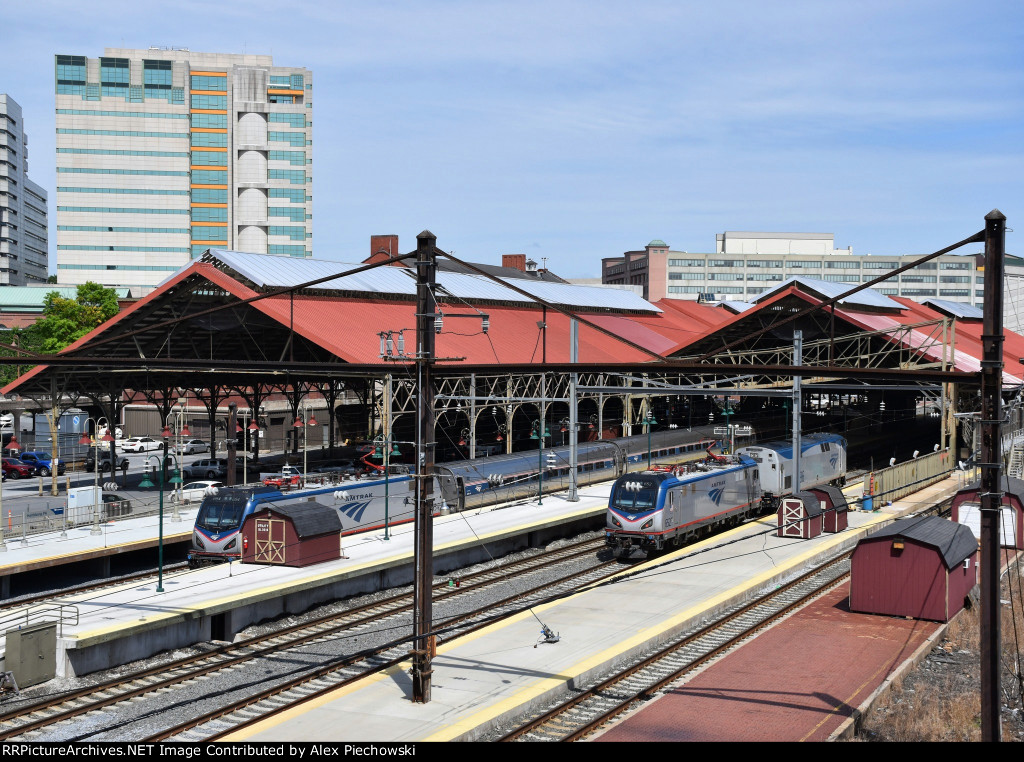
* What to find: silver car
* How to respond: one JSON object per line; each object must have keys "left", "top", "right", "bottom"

{"left": 176, "top": 439, "right": 210, "bottom": 455}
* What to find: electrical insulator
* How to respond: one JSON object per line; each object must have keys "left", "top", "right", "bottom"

{"left": 546, "top": 452, "right": 558, "bottom": 466}
{"left": 879, "top": 401, "right": 886, "bottom": 411}
{"left": 434, "top": 313, "right": 443, "bottom": 334}
{"left": 379, "top": 334, "right": 386, "bottom": 358}
{"left": 481, "top": 315, "right": 490, "bottom": 334}
{"left": 397, "top": 332, "right": 405, "bottom": 355}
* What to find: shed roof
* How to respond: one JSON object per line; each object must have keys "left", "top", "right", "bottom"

{"left": 808, "top": 484, "right": 849, "bottom": 512}
{"left": 790, "top": 491, "right": 823, "bottom": 517}
{"left": 867, "top": 516, "right": 977, "bottom": 568}
{"left": 958, "top": 477, "right": 1024, "bottom": 507}
{"left": 257, "top": 501, "right": 342, "bottom": 538}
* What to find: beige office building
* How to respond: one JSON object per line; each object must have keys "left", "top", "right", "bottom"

{"left": 55, "top": 48, "right": 312, "bottom": 293}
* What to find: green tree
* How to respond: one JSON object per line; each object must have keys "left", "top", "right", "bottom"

{"left": 33, "top": 282, "right": 120, "bottom": 353}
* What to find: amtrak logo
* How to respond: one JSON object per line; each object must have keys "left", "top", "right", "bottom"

{"left": 708, "top": 487, "right": 725, "bottom": 506}
{"left": 829, "top": 455, "right": 839, "bottom": 468}
{"left": 338, "top": 501, "right": 372, "bottom": 522}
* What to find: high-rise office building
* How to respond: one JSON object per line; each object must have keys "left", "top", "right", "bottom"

{"left": 0, "top": 95, "right": 49, "bottom": 286}
{"left": 55, "top": 48, "right": 312, "bottom": 293}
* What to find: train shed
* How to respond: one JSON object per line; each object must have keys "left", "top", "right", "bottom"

{"left": 241, "top": 502, "right": 343, "bottom": 568}
{"left": 849, "top": 516, "right": 978, "bottom": 622}
{"left": 950, "top": 477, "right": 1024, "bottom": 550}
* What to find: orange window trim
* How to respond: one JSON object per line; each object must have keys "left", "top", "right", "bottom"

{"left": 189, "top": 111, "right": 228, "bottom": 116}
{"left": 190, "top": 184, "right": 228, "bottom": 190}
{"left": 190, "top": 128, "right": 228, "bottom": 134}
{"left": 267, "top": 89, "right": 303, "bottom": 95}
{"left": 191, "top": 165, "right": 227, "bottom": 171}
{"left": 191, "top": 240, "right": 228, "bottom": 246}
{"left": 190, "top": 221, "right": 226, "bottom": 226}
{"left": 190, "top": 146, "right": 228, "bottom": 152}
{"left": 190, "top": 89, "right": 228, "bottom": 96}
{"left": 191, "top": 203, "right": 228, "bottom": 208}
{"left": 190, "top": 70, "right": 228, "bottom": 77}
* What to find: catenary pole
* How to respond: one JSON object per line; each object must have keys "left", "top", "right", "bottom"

{"left": 412, "top": 231, "right": 438, "bottom": 703}
{"left": 980, "top": 209, "right": 1006, "bottom": 742}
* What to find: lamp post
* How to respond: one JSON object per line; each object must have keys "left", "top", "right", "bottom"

{"left": 292, "top": 404, "right": 318, "bottom": 483}
{"left": 642, "top": 409, "right": 658, "bottom": 469}
{"left": 161, "top": 408, "right": 189, "bottom": 519}
{"left": 78, "top": 417, "right": 114, "bottom": 490}
{"left": 138, "top": 454, "right": 166, "bottom": 592}
{"left": 530, "top": 419, "right": 550, "bottom": 504}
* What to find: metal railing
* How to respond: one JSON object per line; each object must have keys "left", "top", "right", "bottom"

{"left": 864, "top": 448, "right": 952, "bottom": 505}
{"left": 0, "top": 602, "right": 79, "bottom": 638}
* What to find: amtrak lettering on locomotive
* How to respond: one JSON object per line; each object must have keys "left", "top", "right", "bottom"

{"left": 605, "top": 433, "right": 847, "bottom": 557}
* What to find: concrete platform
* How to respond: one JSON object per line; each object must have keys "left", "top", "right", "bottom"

{"left": 1, "top": 483, "right": 612, "bottom": 678}
{"left": 221, "top": 475, "right": 965, "bottom": 742}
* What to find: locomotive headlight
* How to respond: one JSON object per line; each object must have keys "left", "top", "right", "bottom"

{"left": 611, "top": 517, "right": 622, "bottom": 528}
{"left": 194, "top": 534, "right": 206, "bottom": 550}
{"left": 641, "top": 519, "right": 654, "bottom": 530}
{"left": 224, "top": 537, "right": 237, "bottom": 551}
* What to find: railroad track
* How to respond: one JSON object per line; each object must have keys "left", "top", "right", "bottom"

{"left": 0, "top": 536, "right": 610, "bottom": 741}
{"left": 496, "top": 552, "right": 854, "bottom": 742}
{"left": 493, "top": 496, "right": 954, "bottom": 742}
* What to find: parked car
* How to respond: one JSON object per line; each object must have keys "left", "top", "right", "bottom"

{"left": 176, "top": 439, "right": 209, "bottom": 455}
{"left": 17, "top": 451, "right": 65, "bottom": 476}
{"left": 120, "top": 436, "right": 163, "bottom": 452}
{"left": 183, "top": 458, "right": 227, "bottom": 479}
{"left": 171, "top": 480, "right": 223, "bottom": 504}
{"left": 2, "top": 457, "right": 34, "bottom": 479}
{"left": 84, "top": 448, "right": 130, "bottom": 473}
{"left": 102, "top": 493, "right": 132, "bottom": 518}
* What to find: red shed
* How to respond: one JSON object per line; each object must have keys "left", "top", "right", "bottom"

{"left": 241, "top": 502, "right": 343, "bottom": 568}
{"left": 849, "top": 517, "right": 978, "bottom": 622}
{"left": 950, "top": 477, "right": 1024, "bottom": 550}
{"left": 777, "top": 491, "right": 823, "bottom": 539}
{"left": 808, "top": 485, "right": 849, "bottom": 533}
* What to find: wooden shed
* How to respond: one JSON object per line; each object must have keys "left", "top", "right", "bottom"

{"left": 777, "top": 491, "right": 823, "bottom": 539}
{"left": 849, "top": 517, "right": 978, "bottom": 622}
{"left": 808, "top": 485, "right": 849, "bottom": 533}
{"left": 950, "top": 477, "right": 1024, "bottom": 550}
{"left": 241, "top": 502, "right": 343, "bottom": 568}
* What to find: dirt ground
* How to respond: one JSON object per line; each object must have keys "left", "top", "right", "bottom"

{"left": 856, "top": 572, "right": 1024, "bottom": 742}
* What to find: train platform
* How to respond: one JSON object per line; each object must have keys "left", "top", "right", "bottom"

{"left": 223, "top": 474, "right": 968, "bottom": 742}
{"left": 0, "top": 481, "right": 613, "bottom": 678}
{"left": 0, "top": 503, "right": 201, "bottom": 597}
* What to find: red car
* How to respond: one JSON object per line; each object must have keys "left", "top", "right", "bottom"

{"left": 2, "top": 458, "right": 34, "bottom": 479}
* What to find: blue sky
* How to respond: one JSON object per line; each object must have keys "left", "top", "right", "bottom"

{"left": 3, "top": 0, "right": 1022, "bottom": 278}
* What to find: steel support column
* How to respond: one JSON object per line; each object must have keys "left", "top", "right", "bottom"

{"left": 980, "top": 209, "right": 1006, "bottom": 742}
{"left": 412, "top": 231, "right": 438, "bottom": 703}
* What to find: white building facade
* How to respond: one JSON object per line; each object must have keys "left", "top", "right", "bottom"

{"left": 604, "top": 232, "right": 982, "bottom": 307}
{"left": 55, "top": 48, "right": 312, "bottom": 293}
{"left": 0, "top": 95, "right": 49, "bottom": 286}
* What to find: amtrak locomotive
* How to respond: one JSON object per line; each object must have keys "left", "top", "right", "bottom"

{"left": 189, "top": 424, "right": 749, "bottom": 566}
{"left": 605, "top": 433, "right": 848, "bottom": 557}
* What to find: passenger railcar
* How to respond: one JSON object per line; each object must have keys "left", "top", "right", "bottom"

{"left": 736, "top": 433, "right": 847, "bottom": 511}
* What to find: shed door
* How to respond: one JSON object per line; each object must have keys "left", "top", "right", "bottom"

{"left": 254, "top": 518, "right": 287, "bottom": 564}
{"left": 781, "top": 499, "right": 804, "bottom": 538}
{"left": 958, "top": 502, "right": 1019, "bottom": 548}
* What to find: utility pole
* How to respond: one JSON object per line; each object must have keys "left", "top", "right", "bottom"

{"left": 793, "top": 330, "right": 802, "bottom": 493}
{"left": 226, "top": 403, "right": 237, "bottom": 487}
{"left": 980, "top": 209, "right": 1006, "bottom": 742}
{"left": 412, "top": 230, "right": 438, "bottom": 703}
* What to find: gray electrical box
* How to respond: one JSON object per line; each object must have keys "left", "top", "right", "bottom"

{"left": 6, "top": 622, "right": 56, "bottom": 688}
